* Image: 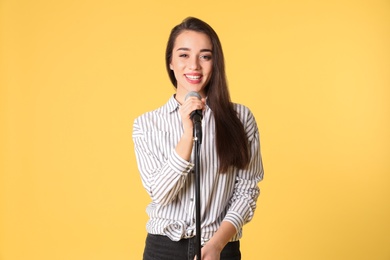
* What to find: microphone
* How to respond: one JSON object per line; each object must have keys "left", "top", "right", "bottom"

{"left": 185, "top": 91, "right": 203, "bottom": 143}
{"left": 184, "top": 91, "right": 203, "bottom": 123}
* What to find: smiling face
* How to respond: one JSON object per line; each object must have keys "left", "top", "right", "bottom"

{"left": 169, "top": 30, "right": 213, "bottom": 102}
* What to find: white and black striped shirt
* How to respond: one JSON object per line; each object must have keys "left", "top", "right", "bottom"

{"left": 133, "top": 95, "right": 264, "bottom": 244}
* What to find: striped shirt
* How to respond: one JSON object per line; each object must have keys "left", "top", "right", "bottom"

{"left": 132, "top": 95, "right": 264, "bottom": 244}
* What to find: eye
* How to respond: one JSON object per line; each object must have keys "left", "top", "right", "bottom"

{"left": 200, "top": 55, "right": 212, "bottom": 61}
{"left": 179, "top": 54, "right": 188, "bottom": 58}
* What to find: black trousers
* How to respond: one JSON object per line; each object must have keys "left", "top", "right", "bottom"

{"left": 143, "top": 234, "right": 241, "bottom": 260}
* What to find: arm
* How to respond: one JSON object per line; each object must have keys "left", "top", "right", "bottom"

{"left": 133, "top": 119, "right": 193, "bottom": 205}
{"left": 224, "top": 108, "right": 264, "bottom": 231}
{"left": 133, "top": 97, "right": 206, "bottom": 205}
{"left": 199, "top": 109, "right": 264, "bottom": 259}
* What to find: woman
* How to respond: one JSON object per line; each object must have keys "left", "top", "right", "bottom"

{"left": 133, "top": 17, "right": 264, "bottom": 260}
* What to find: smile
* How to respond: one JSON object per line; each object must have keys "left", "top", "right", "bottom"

{"left": 185, "top": 74, "right": 202, "bottom": 80}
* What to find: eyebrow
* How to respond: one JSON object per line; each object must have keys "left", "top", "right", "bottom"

{"left": 176, "top": 47, "right": 213, "bottom": 53}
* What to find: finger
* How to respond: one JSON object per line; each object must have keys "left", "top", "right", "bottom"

{"left": 183, "top": 100, "right": 203, "bottom": 112}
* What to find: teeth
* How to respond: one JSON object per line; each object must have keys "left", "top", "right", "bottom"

{"left": 186, "top": 75, "right": 201, "bottom": 80}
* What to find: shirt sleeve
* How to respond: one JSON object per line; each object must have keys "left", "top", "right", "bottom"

{"left": 223, "top": 108, "right": 264, "bottom": 231}
{"left": 132, "top": 116, "right": 194, "bottom": 206}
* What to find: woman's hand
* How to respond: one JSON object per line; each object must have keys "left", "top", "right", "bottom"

{"left": 194, "top": 221, "right": 237, "bottom": 260}
{"left": 179, "top": 96, "right": 206, "bottom": 136}
{"left": 194, "top": 242, "right": 222, "bottom": 260}
{"left": 175, "top": 96, "right": 206, "bottom": 162}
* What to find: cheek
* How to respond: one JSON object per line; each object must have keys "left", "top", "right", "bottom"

{"left": 205, "top": 64, "right": 213, "bottom": 75}
{"left": 171, "top": 61, "right": 183, "bottom": 72}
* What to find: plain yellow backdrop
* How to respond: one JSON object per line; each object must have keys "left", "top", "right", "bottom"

{"left": 1, "top": 0, "right": 389, "bottom": 259}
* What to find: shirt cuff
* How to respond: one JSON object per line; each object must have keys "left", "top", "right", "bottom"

{"left": 168, "top": 148, "right": 194, "bottom": 175}
{"left": 223, "top": 205, "right": 251, "bottom": 231}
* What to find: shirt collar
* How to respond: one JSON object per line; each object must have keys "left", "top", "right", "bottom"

{"left": 165, "top": 95, "right": 180, "bottom": 113}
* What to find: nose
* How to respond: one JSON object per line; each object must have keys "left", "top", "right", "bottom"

{"left": 188, "top": 57, "right": 200, "bottom": 70}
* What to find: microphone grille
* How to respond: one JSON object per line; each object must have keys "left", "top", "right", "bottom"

{"left": 185, "top": 91, "right": 201, "bottom": 101}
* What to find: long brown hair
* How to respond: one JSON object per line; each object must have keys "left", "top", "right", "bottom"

{"left": 165, "top": 17, "right": 249, "bottom": 173}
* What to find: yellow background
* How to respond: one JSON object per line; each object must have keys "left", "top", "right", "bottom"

{"left": 1, "top": 0, "right": 389, "bottom": 259}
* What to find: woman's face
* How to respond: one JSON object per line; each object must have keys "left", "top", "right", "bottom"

{"left": 170, "top": 30, "right": 213, "bottom": 101}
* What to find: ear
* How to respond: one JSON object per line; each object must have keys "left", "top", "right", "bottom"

{"left": 169, "top": 63, "right": 173, "bottom": 70}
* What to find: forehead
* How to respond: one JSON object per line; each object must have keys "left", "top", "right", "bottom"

{"left": 174, "top": 30, "right": 212, "bottom": 50}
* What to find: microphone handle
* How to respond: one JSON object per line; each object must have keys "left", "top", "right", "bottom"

{"left": 190, "top": 109, "right": 203, "bottom": 121}
{"left": 192, "top": 113, "right": 202, "bottom": 144}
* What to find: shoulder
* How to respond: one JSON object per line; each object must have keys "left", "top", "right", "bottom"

{"left": 133, "top": 106, "right": 166, "bottom": 131}
{"left": 135, "top": 106, "right": 163, "bottom": 122}
{"left": 232, "top": 103, "right": 259, "bottom": 138}
{"left": 232, "top": 103, "right": 256, "bottom": 124}
{"left": 133, "top": 95, "right": 178, "bottom": 134}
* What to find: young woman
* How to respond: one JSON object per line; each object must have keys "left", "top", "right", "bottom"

{"left": 133, "top": 17, "right": 264, "bottom": 260}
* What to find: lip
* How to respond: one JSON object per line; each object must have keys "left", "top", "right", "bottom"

{"left": 185, "top": 73, "right": 203, "bottom": 84}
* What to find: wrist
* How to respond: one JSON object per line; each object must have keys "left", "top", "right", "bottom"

{"left": 206, "top": 238, "right": 224, "bottom": 253}
{"left": 182, "top": 130, "right": 193, "bottom": 141}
